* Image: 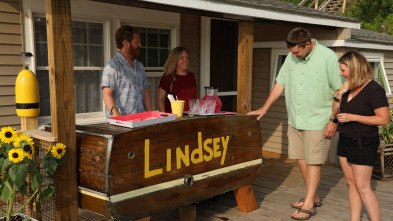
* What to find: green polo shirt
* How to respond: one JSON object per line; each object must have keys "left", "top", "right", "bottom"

{"left": 276, "top": 39, "right": 343, "bottom": 130}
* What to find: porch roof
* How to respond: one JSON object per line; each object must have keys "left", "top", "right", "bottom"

{"left": 351, "top": 28, "right": 393, "bottom": 45}
{"left": 139, "top": 0, "right": 361, "bottom": 29}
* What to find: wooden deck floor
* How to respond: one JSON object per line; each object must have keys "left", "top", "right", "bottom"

{"left": 78, "top": 152, "right": 393, "bottom": 221}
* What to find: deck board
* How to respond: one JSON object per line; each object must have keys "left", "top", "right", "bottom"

{"left": 78, "top": 152, "right": 393, "bottom": 221}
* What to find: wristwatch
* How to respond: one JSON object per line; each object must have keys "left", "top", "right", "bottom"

{"left": 333, "top": 96, "right": 341, "bottom": 102}
{"left": 330, "top": 118, "right": 338, "bottom": 123}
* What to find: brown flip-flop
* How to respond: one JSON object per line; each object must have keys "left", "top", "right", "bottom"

{"left": 290, "top": 198, "right": 322, "bottom": 209}
{"left": 291, "top": 208, "right": 317, "bottom": 220}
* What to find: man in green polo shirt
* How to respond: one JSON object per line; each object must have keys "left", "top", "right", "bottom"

{"left": 248, "top": 27, "right": 342, "bottom": 220}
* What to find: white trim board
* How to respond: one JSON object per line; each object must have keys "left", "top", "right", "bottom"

{"left": 254, "top": 40, "right": 393, "bottom": 51}
{"left": 78, "top": 159, "right": 262, "bottom": 203}
{"left": 200, "top": 16, "right": 211, "bottom": 97}
{"left": 141, "top": 0, "right": 360, "bottom": 29}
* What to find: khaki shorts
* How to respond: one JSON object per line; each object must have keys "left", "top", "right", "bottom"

{"left": 287, "top": 125, "right": 331, "bottom": 165}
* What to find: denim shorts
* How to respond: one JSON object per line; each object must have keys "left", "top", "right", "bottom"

{"left": 337, "top": 135, "right": 379, "bottom": 166}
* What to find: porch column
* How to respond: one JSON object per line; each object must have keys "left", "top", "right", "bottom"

{"left": 235, "top": 20, "right": 258, "bottom": 213}
{"left": 237, "top": 21, "right": 254, "bottom": 114}
{"left": 45, "top": 0, "right": 78, "bottom": 220}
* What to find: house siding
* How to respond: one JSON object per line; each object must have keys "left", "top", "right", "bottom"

{"left": 254, "top": 23, "right": 338, "bottom": 42}
{"left": 180, "top": 14, "right": 201, "bottom": 97}
{"left": 252, "top": 48, "right": 289, "bottom": 154}
{"left": 0, "top": 0, "right": 22, "bottom": 129}
{"left": 384, "top": 51, "right": 393, "bottom": 99}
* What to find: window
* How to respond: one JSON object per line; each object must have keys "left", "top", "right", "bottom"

{"left": 271, "top": 49, "right": 288, "bottom": 91}
{"left": 139, "top": 28, "right": 171, "bottom": 68}
{"left": 126, "top": 25, "right": 172, "bottom": 110}
{"left": 369, "top": 60, "right": 391, "bottom": 95}
{"left": 362, "top": 52, "right": 391, "bottom": 95}
{"left": 34, "top": 17, "right": 104, "bottom": 117}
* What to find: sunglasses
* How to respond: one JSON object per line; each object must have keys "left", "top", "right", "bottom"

{"left": 122, "top": 27, "right": 134, "bottom": 41}
{"left": 286, "top": 39, "right": 309, "bottom": 47}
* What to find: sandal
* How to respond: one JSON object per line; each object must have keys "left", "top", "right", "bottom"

{"left": 290, "top": 198, "right": 322, "bottom": 209}
{"left": 291, "top": 208, "right": 317, "bottom": 220}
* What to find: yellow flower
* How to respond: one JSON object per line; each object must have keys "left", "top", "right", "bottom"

{"left": 13, "top": 133, "right": 34, "bottom": 149}
{"left": 51, "top": 143, "right": 66, "bottom": 159}
{"left": 45, "top": 147, "right": 52, "bottom": 155}
{"left": 8, "top": 148, "right": 25, "bottom": 164}
{"left": 0, "top": 126, "right": 18, "bottom": 144}
{"left": 391, "top": 98, "right": 393, "bottom": 103}
{"left": 23, "top": 146, "right": 34, "bottom": 159}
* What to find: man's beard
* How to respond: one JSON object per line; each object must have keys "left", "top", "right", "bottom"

{"left": 130, "top": 47, "right": 141, "bottom": 59}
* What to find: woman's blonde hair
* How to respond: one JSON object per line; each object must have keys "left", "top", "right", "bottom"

{"left": 338, "top": 51, "right": 374, "bottom": 89}
{"left": 163, "top": 46, "right": 189, "bottom": 92}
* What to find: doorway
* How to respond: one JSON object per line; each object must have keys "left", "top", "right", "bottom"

{"left": 209, "top": 19, "right": 238, "bottom": 112}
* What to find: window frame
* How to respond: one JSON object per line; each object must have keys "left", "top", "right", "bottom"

{"left": 362, "top": 52, "right": 392, "bottom": 96}
{"left": 120, "top": 21, "right": 179, "bottom": 78}
{"left": 29, "top": 13, "right": 110, "bottom": 126}
{"left": 270, "top": 48, "right": 288, "bottom": 93}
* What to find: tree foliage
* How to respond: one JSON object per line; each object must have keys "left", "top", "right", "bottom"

{"left": 282, "top": 0, "right": 393, "bottom": 35}
{"left": 344, "top": 0, "right": 393, "bottom": 35}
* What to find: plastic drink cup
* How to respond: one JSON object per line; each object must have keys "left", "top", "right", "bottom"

{"left": 199, "top": 100, "right": 208, "bottom": 114}
{"left": 171, "top": 100, "right": 185, "bottom": 117}
{"left": 189, "top": 99, "right": 200, "bottom": 115}
{"left": 206, "top": 100, "right": 216, "bottom": 115}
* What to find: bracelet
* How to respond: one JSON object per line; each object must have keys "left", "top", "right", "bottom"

{"left": 110, "top": 105, "right": 118, "bottom": 115}
{"left": 333, "top": 96, "right": 341, "bottom": 102}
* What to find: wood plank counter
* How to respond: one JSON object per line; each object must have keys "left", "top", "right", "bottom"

{"left": 58, "top": 114, "right": 262, "bottom": 220}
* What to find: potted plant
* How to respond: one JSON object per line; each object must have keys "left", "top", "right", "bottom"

{"left": 380, "top": 99, "right": 393, "bottom": 144}
{"left": 375, "top": 99, "right": 393, "bottom": 180}
{"left": 0, "top": 126, "right": 67, "bottom": 221}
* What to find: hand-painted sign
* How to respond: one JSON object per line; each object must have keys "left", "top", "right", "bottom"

{"left": 145, "top": 132, "right": 229, "bottom": 178}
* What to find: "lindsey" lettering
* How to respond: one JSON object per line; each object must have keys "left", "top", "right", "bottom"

{"left": 144, "top": 132, "right": 229, "bottom": 178}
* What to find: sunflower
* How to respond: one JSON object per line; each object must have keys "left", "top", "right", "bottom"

{"left": 51, "top": 143, "right": 66, "bottom": 159}
{"left": 0, "top": 126, "right": 18, "bottom": 144}
{"left": 22, "top": 144, "right": 35, "bottom": 159}
{"left": 8, "top": 148, "right": 25, "bottom": 164}
{"left": 13, "top": 133, "right": 34, "bottom": 149}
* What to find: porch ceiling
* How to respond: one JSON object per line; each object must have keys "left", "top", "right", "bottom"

{"left": 89, "top": 0, "right": 361, "bottom": 29}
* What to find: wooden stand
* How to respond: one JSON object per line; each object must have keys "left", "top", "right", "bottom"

{"left": 72, "top": 115, "right": 262, "bottom": 220}
{"left": 234, "top": 184, "right": 258, "bottom": 212}
{"left": 179, "top": 205, "right": 196, "bottom": 221}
